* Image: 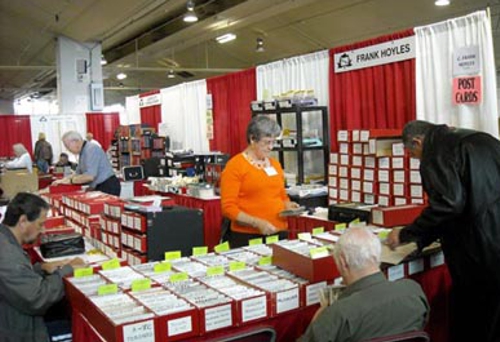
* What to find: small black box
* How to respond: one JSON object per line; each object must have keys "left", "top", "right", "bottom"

{"left": 122, "top": 166, "right": 144, "bottom": 181}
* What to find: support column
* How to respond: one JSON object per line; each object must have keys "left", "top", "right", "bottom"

{"left": 56, "top": 36, "right": 104, "bottom": 114}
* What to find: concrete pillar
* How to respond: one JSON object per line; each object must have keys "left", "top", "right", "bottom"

{"left": 56, "top": 36, "right": 104, "bottom": 114}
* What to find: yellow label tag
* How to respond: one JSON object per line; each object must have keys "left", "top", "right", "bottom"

{"left": 298, "top": 232, "right": 312, "bottom": 241}
{"left": 214, "top": 241, "right": 230, "bottom": 253}
{"left": 192, "top": 246, "right": 208, "bottom": 257}
{"left": 154, "top": 262, "right": 172, "bottom": 273}
{"left": 207, "top": 265, "right": 225, "bottom": 276}
{"left": 101, "top": 258, "right": 121, "bottom": 271}
{"left": 378, "top": 231, "right": 390, "bottom": 240}
{"left": 164, "top": 251, "right": 182, "bottom": 261}
{"left": 131, "top": 278, "right": 152, "bottom": 292}
{"left": 74, "top": 267, "right": 94, "bottom": 278}
{"left": 258, "top": 256, "right": 272, "bottom": 266}
{"left": 169, "top": 272, "right": 189, "bottom": 283}
{"left": 335, "top": 223, "right": 347, "bottom": 232}
{"left": 350, "top": 218, "right": 360, "bottom": 224}
{"left": 265, "top": 235, "right": 279, "bottom": 244}
{"left": 310, "top": 246, "right": 329, "bottom": 258}
{"left": 312, "top": 227, "right": 325, "bottom": 236}
{"left": 249, "top": 238, "right": 263, "bottom": 246}
{"left": 97, "top": 283, "right": 118, "bottom": 296}
{"left": 229, "top": 261, "right": 246, "bottom": 272}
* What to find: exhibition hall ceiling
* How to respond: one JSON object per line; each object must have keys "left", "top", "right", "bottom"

{"left": 0, "top": 0, "right": 498, "bottom": 105}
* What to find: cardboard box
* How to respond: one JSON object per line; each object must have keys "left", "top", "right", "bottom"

{"left": 371, "top": 204, "right": 426, "bottom": 227}
{"left": 0, "top": 169, "right": 38, "bottom": 199}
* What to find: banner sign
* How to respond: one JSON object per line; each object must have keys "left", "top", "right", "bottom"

{"left": 453, "top": 76, "right": 482, "bottom": 105}
{"left": 334, "top": 36, "right": 415, "bottom": 73}
{"left": 139, "top": 94, "right": 161, "bottom": 108}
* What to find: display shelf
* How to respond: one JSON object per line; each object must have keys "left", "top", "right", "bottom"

{"left": 251, "top": 105, "right": 330, "bottom": 185}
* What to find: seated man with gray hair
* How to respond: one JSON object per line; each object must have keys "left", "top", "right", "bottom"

{"left": 299, "top": 227, "right": 429, "bottom": 342}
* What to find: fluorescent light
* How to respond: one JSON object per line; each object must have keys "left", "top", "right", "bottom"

{"left": 435, "top": 0, "right": 450, "bottom": 6}
{"left": 100, "top": 55, "right": 107, "bottom": 66}
{"left": 216, "top": 33, "right": 236, "bottom": 44}
{"left": 116, "top": 73, "right": 127, "bottom": 80}
{"left": 167, "top": 70, "right": 176, "bottom": 79}
{"left": 256, "top": 38, "right": 265, "bottom": 52}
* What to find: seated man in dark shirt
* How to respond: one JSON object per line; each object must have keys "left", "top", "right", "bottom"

{"left": 299, "top": 227, "right": 429, "bottom": 342}
{"left": 54, "top": 152, "right": 77, "bottom": 170}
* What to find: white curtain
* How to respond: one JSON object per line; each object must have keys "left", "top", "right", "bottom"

{"left": 30, "top": 113, "right": 87, "bottom": 163}
{"left": 160, "top": 80, "right": 209, "bottom": 152}
{"left": 256, "top": 50, "right": 329, "bottom": 106}
{"left": 124, "top": 95, "right": 140, "bottom": 125}
{"left": 415, "top": 10, "right": 498, "bottom": 137}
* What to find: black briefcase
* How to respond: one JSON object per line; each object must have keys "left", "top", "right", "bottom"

{"left": 40, "top": 233, "right": 85, "bottom": 258}
{"left": 328, "top": 203, "right": 375, "bottom": 223}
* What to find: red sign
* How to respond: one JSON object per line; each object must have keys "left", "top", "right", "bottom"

{"left": 452, "top": 76, "right": 481, "bottom": 105}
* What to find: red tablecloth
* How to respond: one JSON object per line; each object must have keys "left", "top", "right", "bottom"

{"left": 167, "top": 193, "right": 222, "bottom": 251}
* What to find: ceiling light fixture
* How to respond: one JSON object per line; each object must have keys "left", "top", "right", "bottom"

{"left": 256, "top": 37, "right": 265, "bottom": 52}
{"left": 183, "top": 0, "right": 198, "bottom": 23}
{"left": 100, "top": 55, "right": 107, "bottom": 66}
{"left": 216, "top": 33, "right": 236, "bottom": 44}
{"left": 116, "top": 73, "right": 127, "bottom": 80}
{"left": 435, "top": 0, "right": 450, "bottom": 6}
{"left": 168, "top": 70, "right": 176, "bottom": 79}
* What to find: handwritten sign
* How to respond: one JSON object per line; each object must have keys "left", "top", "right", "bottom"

{"left": 214, "top": 241, "right": 230, "bottom": 253}
{"left": 266, "top": 235, "right": 279, "bottom": 244}
{"left": 165, "top": 251, "right": 181, "bottom": 261}
{"left": 249, "top": 238, "right": 263, "bottom": 246}
{"left": 74, "top": 267, "right": 94, "bottom": 278}
{"left": 101, "top": 258, "right": 121, "bottom": 271}
{"left": 453, "top": 76, "right": 481, "bottom": 105}
{"left": 192, "top": 246, "right": 208, "bottom": 257}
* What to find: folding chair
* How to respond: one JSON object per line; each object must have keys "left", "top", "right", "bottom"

{"left": 362, "top": 330, "right": 430, "bottom": 342}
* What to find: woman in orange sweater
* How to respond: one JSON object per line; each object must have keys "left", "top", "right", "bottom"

{"left": 221, "top": 115, "right": 299, "bottom": 248}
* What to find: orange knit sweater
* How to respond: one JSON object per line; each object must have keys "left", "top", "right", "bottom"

{"left": 220, "top": 153, "right": 289, "bottom": 234}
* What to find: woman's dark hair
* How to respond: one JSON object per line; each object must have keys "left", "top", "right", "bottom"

{"left": 246, "top": 115, "right": 281, "bottom": 144}
{"left": 3, "top": 193, "right": 49, "bottom": 226}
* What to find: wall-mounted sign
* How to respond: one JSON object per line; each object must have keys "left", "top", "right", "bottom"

{"left": 453, "top": 45, "right": 480, "bottom": 76}
{"left": 138, "top": 93, "right": 161, "bottom": 108}
{"left": 334, "top": 36, "right": 415, "bottom": 73}
{"left": 452, "top": 76, "right": 482, "bottom": 105}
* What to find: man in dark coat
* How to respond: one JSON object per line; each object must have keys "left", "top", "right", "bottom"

{"left": 387, "top": 120, "right": 500, "bottom": 342}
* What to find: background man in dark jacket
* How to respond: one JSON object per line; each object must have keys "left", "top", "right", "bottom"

{"left": 0, "top": 193, "right": 85, "bottom": 341}
{"left": 387, "top": 120, "right": 500, "bottom": 342}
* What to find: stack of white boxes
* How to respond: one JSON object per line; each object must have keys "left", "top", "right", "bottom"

{"left": 328, "top": 129, "right": 427, "bottom": 206}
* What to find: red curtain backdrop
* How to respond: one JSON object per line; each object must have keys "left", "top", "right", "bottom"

{"left": 0, "top": 115, "right": 33, "bottom": 157}
{"left": 139, "top": 90, "right": 161, "bottom": 132}
{"left": 207, "top": 68, "right": 256, "bottom": 156}
{"left": 328, "top": 29, "right": 416, "bottom": 150}
{"left": 85, "top": 112, "right": 120, "bottom": 150}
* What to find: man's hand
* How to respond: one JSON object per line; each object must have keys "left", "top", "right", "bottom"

{"left": 386, "top": 228, "right": 402, "bottom": 250}
{"left": 52, "top": 178, "right": 71, "bottom": 186}
{"left": 68, "top": 257, "right": 87, "bottom": 269}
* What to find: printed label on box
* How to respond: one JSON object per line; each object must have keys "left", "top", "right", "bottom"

{"left": 378, "top": 157, "right": 390, "bottom": 169}
{"left": 410, "top": 185, "right": 423, "bottom": 198}
{"left": 205, "top": 304, "right": 232, "bottom": 331}
{"left": 339, "top": 178, "right": 349, "bottom": 190}
{"left": 379, "top": 183, "right": 390, "bottom": 195}
{"left": 393, "top": 183, "right": 405, "bottom": 196}
{"left": 337, "top": 130, "right": 348, "bottom": 142}
{"left": 378, "top": 170, "right": 390, "bottom": 183}
{"left": 387, "top": 264, "right": 405, "bottom": 281}
{"left": 123, "top": 320, "right": 155, "bottom": 342}
{"left": 364, "top": 194, "right": 376, "bottom": 204}
{"left": 363, "top": 168, "right": 374, "bottom": 181}
{"left": 306, "top": 281, "right": 327, "bottom": 306}
{"left": 410, "top": 158, "right": 420, "bottom": 169}
{"left": 392, "top": 157, "right": 404, "bottom": 169}
{"left": 329, "top": 165, "right": 338, "bottom": 175}
{"left": 241, "top": 295, "right": 267, "bottom": 322}
{"left": 352, "top": 130, "right": 360, "bottom": 141}
{"left": 351, "top": 168, "right": 361, "bottom": 179}
{"left": 168, "top": 316, "right": 193, "bottom": 337}
{"left": 340, "top": 154, "right": 349, "bottom": 165}
{"left": 353, "top": 143, "right": 363, "bottom": 154}
{"left": 393, "top": 170, "right": 406, "bottom": 183}
{"left": 339, "top": 167, "right": 348, "bottom": 178}
{"left": 330, "top": 153, "right": 338, "bottom": 164}
{"left": 329, "top": 176, "right": 337, "bottom": 187}
{"left": 340, "top": 143, "right": 349, "bottom": 154}
{"left": 364, "top": 157, "right": 375, "bottom": 168}
{"left": 276, "top": 288, "right": 299, "bottom": 314}
{"left": 408, "top": 258, "right": 424, "bottom": 275}
{"left": 351, "top": 180, "right": 361, "bottom": 191}
{"left": 351, "top": 191, "right": 361, "bottom": 203}
{"left": 394, "top": 197, "right": 408, "bottom": 205}
{"left": 410, "top": 171, "right": 422, "bottom": 184}
{"left": 392, "top": 142, "right": 405, "bottom": 156}
{"left": 430, "top": 251, "right": 445, "bottom": 268}
{"left": 352, "top": 156, "right": 363, "bottom": 166}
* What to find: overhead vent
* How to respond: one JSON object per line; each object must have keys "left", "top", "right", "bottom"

{"left": 177, "top": 71, "right": 195, "bottom": 78}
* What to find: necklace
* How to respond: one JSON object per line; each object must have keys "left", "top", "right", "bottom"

{"left": 243, "top": 151, "right": 270, "bottom": 169}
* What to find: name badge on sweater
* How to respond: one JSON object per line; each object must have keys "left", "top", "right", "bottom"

{"left": 264, "top": 166, "right": 278, "bottom": 176}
